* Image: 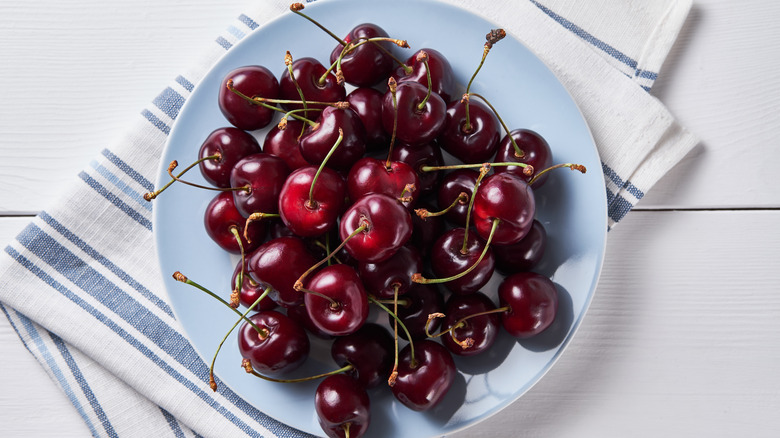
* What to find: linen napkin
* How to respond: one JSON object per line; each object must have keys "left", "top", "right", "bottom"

{"left": 0, "top": 0, "right": 698, "bottom": 437}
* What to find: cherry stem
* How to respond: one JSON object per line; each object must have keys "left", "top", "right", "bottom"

{"left": 311, "top": 236, "right": 343, "bottom": 266}
{"left": 372, "top": 298, "right": 411, "bottom": 307}
{"left": 298, "top": 285, "right": 339, "bottom": 307}
{"left": 172, "top": 271, "right": 265, "bottom": 335}
{"left": 243, "top": 213, "right": 281, "bottom": 242}
{"left": 209, "top": 287, "right": 272, "bottom": 391}
{"left": 144, "top": 154, "right": 221, "bottom": 201}
{"left": 329, "top": 37, "right": 409, "bottom": 85}
{"left": 421, "top": 161, "right": 533, "bottom": 176}
{"left": 308, "top": 128, "right": 344, "bottom": 207}
{"left": 467, "top": 92, "right": 524, "bottom": 158}
{"left": 285, "top": 51, "right": 311, "bottom": 132}
{"left": 413, "top": 217, "right": 500, "bottom": 285}
{"left": 385, "top": 77, "right": 398, "bottom": 169}
{"left": 528, "top": 162, "right": 587, "bottom": 185}
{"left": 289, "top": 4, "right": 347, "bottom": 46}
{"left": 416, "top": 52, "right": 433, "bottom": 112}
{"left": 294, "top": 220, "right": 369, "bottom": 292}
{"left": 244, "top": 358, "right": 354, "bottom": 383}
{"left": 229, "top": 226, "right": 247, "bottom": 309}
{"left": 426, "top": 306, "right": 509, "bottom": 350}
{"left": 461, "top": 164, "right": 491, "bottom": 253}
{"left": 343, "top": 423, "right": 351, "bottom": 438}
{"left": 392, "top": 284, "right": 400, "bottom": 387}
{"left": 226, "top": 78, "right": 314, "bottom": 127}
{"left": 368, "top": 295, "right": 417, "bottom": 371}
{"left": 415, "top": 191, "right": 468, "bottom": 220}
{"left": 398, "top": 183, "right": 416, "bottom": 205}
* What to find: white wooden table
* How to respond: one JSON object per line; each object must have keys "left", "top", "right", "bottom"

{"left": 1, "top": 0, "right": 779, "bottom": 436}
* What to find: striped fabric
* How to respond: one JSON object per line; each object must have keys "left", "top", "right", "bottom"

{"left": 0, "top": 1, "right": 698, "bottom": 437}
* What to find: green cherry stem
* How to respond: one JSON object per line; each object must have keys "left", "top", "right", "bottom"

{"left": 420, "top": 161, "right": 534, "bottom": 176}
{"left": 415, "top": 51, "right": 434, "bottom": 112}
{"left": 308, "top": 129, "right": 344, "bottom": 208}
{"left": 425, "top": 306, "right": 509, "bottom": 350}
{"left": 243, "top": 213, "right": 281, "bottom": 242}
{"left": 462, "top": 29, "right": 505, "bottom": 132}
{"left": 461, "top": 164, "right": 491, "bottom": 253}
{"left": 385, "top": 77, "right": 399, "bottom": 169}
{"left": 467, "top": 92, "right": 524, "bottom": 158}
{"left": 226, "top": 78, "right": 315, "bottom": 127}
{"left": 368, "top": 294, "right": 417, "bottom": 381}
{"left": 289, "top": 3, "right": 346, "bottom": 45}
{"left": 294, "top": 219, "right": 369, "bottom": 292}
{"left": 244, "top": 358, "right": 354, "bottom": 383}
{"left": 144, "top": 154, "right": 223, "bottom": 201}
{"left": 414, "top": 191, "right": 468, "bottom": 220}
{"left": 528, "top": 163, "right": 587, "bottom": 185}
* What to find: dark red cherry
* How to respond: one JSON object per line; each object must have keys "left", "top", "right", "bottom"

{"left": 219, "top": 65, "right": 279, "bottom": 131}
{"left": 198, "top": 127, "right": 261, "bottom": 188}
{"left": 441, "top": 292, "right": 500, "bottom": 356}
{"left": 388, "top": 141, "right": 444, "bottom": 196}
{"left": 392, "top": 283, "right": 445, "bottom": 341}
{"left": 346, "top": 87, "right": 388, "bottom": 151}
{"left": 358, "top": 245, "right": 422, "bottom": 299}
{"left": 436, "top": 169, "right": 479, "bottom": 227}
{"left": 430, "top": 228, "right": 495, "bottom": 295}
{"left": 410, "top": 201, "right": 445, "bottom": 258}
{"left": 303, "top": 264, "right": 369, "bottom": 336}
{"left": 339, "top": 193, "right": 412, "bottom": 263}
{"left": 247, "top": 236, "right": 317, "bottom": 308}
{"left": 262, "top": 120, "right": 310, "bottom": 171}
{"left": 381, "top": 80, "right": 446, "bottom": 146}
{"left": 279, "top": 57, "right": 346, "bottom": 116}
{"left": 204, "top": 192, "right": 264, "bottom": 254}
{"left": 229, "top": 153, "right": 289, "bottom": 218}
{"left": 330, "top": 23, "right": 394, "bottom": 87}
{"left": 499, "top": 272, "right": 558, "bottom": 338}
{"left": 346, "top": 157, "right": 420, "bottom": 208}
{"left": 494, "top": 129, "right": 554, "bottom": 187}
{"left": 472, "top": 172, "right": 536, "bottom": 245}
{"left": 331, "top": 323, "right": 394, "bottom": 389}
{"left": 391, "top": 340, "right": 456, "bottom": 411}
{"left": 392, "top": 48, "right": 455, "bottom": 102}
{"left": 278, "top": 166, "right": 346, "bottom": 237}
{"left": 493, "top": 219, "right": 547, "bottom": 274}
{"left": 439, "top": 99, "right": 500, "bottom": 163}
{"left": 315, "top": 374, "right": 370, "bottom": 438}
{"left": 286, "top": 304, "right": 334, "bottom": 340}
{"left": 299, "top": 106, "right": 366, "bottom": 171}
{"left": 231, "top": 259, "right": 276, "bottom": 311}
{"left": 237, "top": 310, "right": 309, "bottom": 375}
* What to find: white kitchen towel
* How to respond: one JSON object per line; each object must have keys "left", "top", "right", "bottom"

{"left": 0, "top": 0, "right": 698, "bottom": 437}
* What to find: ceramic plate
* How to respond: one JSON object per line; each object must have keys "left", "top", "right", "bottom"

{"left": 153, "top": 0, "right": 607, "bottom": 436}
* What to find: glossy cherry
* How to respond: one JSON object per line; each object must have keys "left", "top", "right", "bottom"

{"left": 499, "top": 272, "right": 558, "bottom": 338}
{"left": 262, "top": 120, "right": 310, "bottom": 171}
{"left": 391, "top": 340, "right": 456, "bottom": 411}
{"left": 441, "top": 292, "right": 500, "bottom": 356}
{"left": 219, "top": 65, "right": 279, "bottom": 131}
{"left": 229, "top": 153, "right": 289, "bottom": 218}
{"left": 278, "top": 165, "right": 346, "bottom": 237}
{"left": 346, "top": 87, "right": 388, "bottom": 151}
{"left": 286, "top": 303, "right": 333, "bottom": 340}
{"left": 247, "top": 236, "right": 317, "bottom": 308}
{"left": 358, "top": 245, "right": 422, "bottom": 299}
{"left": 493, "top": 219, "right": 547, "bottom": 274}
{"left": 303, "top": 264, "right": 369, "bottom": 336}
{"left": 388, "top": 141, "right": 444, "bottom": 196}
{"left": 231, "top": 259, "right": 276, "bottom": 311}
{"left": 436, "top": 169, "right": 479, "bottom": 227}
{"left": 198, "top": 127, "right": 261, "bottom": 188}
{"left": 439, "top": 99, "right": 500, "bottom": 163}
{"left": 430, "top": 228, "right": 495, "bottom": 295}
{"left": 392, "top": 283, "right": 445, "bottom": 341}
{"left": 203, "top": 192, "right": 264, "bottom": 254}
{"left": 346, "top": 157, "right": 420, "bottom": 209}
{"left": 381, "top": 80, "right": 446, "bottom": 146}
{"left": 330, "top": 23, "right": 395, "bottom": 87}
{"left": 494, "top": 129, "right": 554, "bottom": 187}
{"left": 315, "top": 374, "right": 371, "bottom": 438}
{"left": 472, "top": 172, "right": 536, "bottom": 245}
{"left": 392, "top": 48, "right": 455, "bottom": 102}
{"left": 331, "top": 323, "right": 394, "bottom": 389}
{"left": 299, "top": 106, "right": 366, "bottom": 171}
{"left": 339, "top": 193, "right": 412, "bottom": 263}
{"left": 409, "top": 201, "right": 445, "bottom": 257}
{"left": 237, "top": 310, "right": 309, "bottom": 375}
{"left": 278, "top": 57, "right": 346, "bottom": 116}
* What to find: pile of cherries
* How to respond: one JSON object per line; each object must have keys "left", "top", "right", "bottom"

{"left": 151, "top": 4, "right": 585, "bottom": 438}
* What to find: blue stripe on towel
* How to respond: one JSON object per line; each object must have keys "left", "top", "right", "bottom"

{"left": 153, "top": 87, "right": 187, "bottom": 121}
{"left": 238, "top": 14, "right": 259, "bottom": 30}
{"left": 216, "top": 36, "right": 232, "bottom": 50}
{"left": 160, "top": 408, "right": 187, "bottom": 438}
{"left": 101, "top": 149, "right": 155, "bottom": 192}
{"left": 602, "top": 162, "right": 644, "bottom": 199}
{"left": 175, "top": 75, "right": 195, "bottom": 93}
{"left": 142, "top": 109, "right": 172, "bottom": 135}
{"left": 89, "top": 161, "right": 153, "bottom": 211}
{"left": 79, "top": 172, "right": 153, "bottom": 231}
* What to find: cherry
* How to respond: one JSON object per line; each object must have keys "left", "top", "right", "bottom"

{"left": 331, "top": 323, "right": 394, "bottom": 389}
{"left": 435, "top": 169, "right": 479, "bottom": 227}
{"left": 338, "top": 193, "right": 412, "bottom": 263}
{"left": 358, "top": 245, "right": 422, "bottom": 299}
{"left": 302, "top": 264, "right": 369, "bottom": 336}
{"left": 229, "top": 153, "right": 289, "bottom": 218}
{"left": 498, "top": 272, "right": 558, "bottom": 338}
{"left": 247, "top": 236, "right": 317, "bottom": 308}
{"left": 203, "top": 192, "right": 265, "bottom": 254}
{"left": 262, "top": 119, "right": 310, "bottom": 171}
{"left": 278, "top": 165, "right": 346, "bottom": 237}
{"left": 219, "top": 65, "right": 279, "bottom": 131}
{"left": 198, "top": 127, "right": 261, "bottom": 188}
{"left": 493, "top": 219, "right": 547, "bottom": 274}
{"left": 440, "top": 292, "right": 500, "bottom": 356}
{"left": 439, "top": 99, "right": 500, "bottom": 163}
{"left": 346, "top": 157, "right": 420, "bottom": 209}
{"left": 381, "top": 79, "right": 446, "bottom": 147}
{"left": 330, "top": 23, "right": 395, "bottom": 87}
{"left": 392, "top": 283, "right": 445, "bottom": 341}
{"left": 472, "top": 172, "right": 536, "bottom": 245}
{"left": 346, "top": 87, "right": 388, "bottom": 151}
{"left": 278, "top": 57, "right": 346, "bottom": 116}
{"left": 237, "top": 310, "right": 309, "bottom": 374}
{"left": 388, "top": 141, "right": 444, "bottom": 197}
{"left": 494, "top": 129, "right": 554, "bottom": 187}
{"left": 429, "top": 227, "right": 495, "bottom": 295}
{"left": 391, "top": 340, "right": 456, "bottom": 411}
{"left": 285, "top": 303, "right": 334, "bottom": 340}
{"left": 299, "top": 106, "right": 366, "bottom": 171}
{"left": 392, "top": 48, "right": 455, "bottom": 102}
{"left": 409, "top": 201, "right": 445, "bottom": 257}
{"left": 315, "top": 374, "right": 370, "bottom": 438}
{"left": 231, "top": 259, "right": 277, "bottom": 311}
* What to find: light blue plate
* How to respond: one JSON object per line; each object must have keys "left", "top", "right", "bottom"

{"left": 154, "top": 0, "right": 607, "bottom": 436}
